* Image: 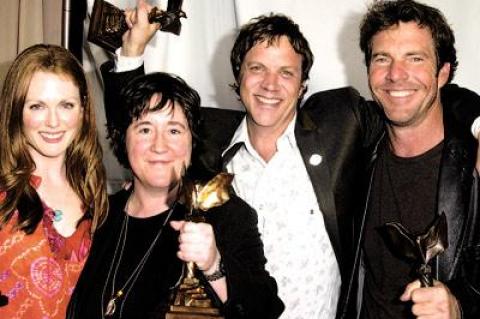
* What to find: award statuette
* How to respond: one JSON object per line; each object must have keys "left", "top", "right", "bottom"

{"left": 88, "top": 0, "right": 186, "bottom": 52}
{"left": 166, "top": 173, "right": 233, "bottom": 319}
{"left": 380, "top": 212, "right": 448, "bottom": 287}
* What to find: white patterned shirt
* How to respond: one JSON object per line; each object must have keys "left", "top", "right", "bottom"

{"left": 224, "top": 115, "right": 341, "bottom": 319}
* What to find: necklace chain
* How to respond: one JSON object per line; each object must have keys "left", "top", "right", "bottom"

{"left": 101, "top": 195, "right": 176, "bottom": 318}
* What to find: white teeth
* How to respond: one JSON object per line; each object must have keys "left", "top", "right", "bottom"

{"left": 257, "top": 95, "right": 281, "bottom": 104}
{"left": 41, "top": 132, "right": 63, "bottom": 138}
{"left": 388, "top": 90, "right": 413, "bottom": 97}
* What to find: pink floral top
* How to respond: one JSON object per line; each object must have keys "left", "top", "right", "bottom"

{"left": 0, "top": 177, "right": 91, "bottom": 319}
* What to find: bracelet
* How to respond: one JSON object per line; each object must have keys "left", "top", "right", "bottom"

{"left": 203, "top": 259, "right": 226, "bottom": 282}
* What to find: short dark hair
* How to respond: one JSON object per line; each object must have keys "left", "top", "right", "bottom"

{"left": 230, "top": 14, "right": 314, "bottom": 99}
{"left": 359, "top": 0, "right": 457, "bottom": 83}
{"left": 107, "top": 72, "right": 201, "bottom": 169}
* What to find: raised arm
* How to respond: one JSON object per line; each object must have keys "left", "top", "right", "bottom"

{"left": 100, "top": 0, "right": 160, "bottom": 128}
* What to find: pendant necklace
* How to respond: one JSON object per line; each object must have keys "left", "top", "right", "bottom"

{"left": 52, "top": 209, "right": 63, "bottom": 222}
{"left": 101, "top": 196, "right": 176, "bottom": 318}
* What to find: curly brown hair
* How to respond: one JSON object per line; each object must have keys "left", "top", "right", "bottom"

{"left": 0, "top": 44, "right": 108, "bottom": 234}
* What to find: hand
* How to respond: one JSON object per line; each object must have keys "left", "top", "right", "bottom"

{"left": 170, "top": 220, "right": 220, "bottom": 274}
{"left": 400, "top": 280, "right": 461, "bottom": 319}
{"left": 121, "top": 0, "right": 161, "bottom": 57}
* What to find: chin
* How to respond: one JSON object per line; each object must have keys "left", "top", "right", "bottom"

{"left": 36, "top": 151, "right": 68, "bottom": 158}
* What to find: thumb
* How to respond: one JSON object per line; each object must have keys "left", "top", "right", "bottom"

{"left": 400, "top": 280, "right": 421, "bottom": 301}
{"left": 170, "top": 220, "right": 185, "bottom": 231}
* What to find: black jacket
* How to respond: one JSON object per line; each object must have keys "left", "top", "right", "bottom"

{"left": 346, "top": 85, "right": 480, "bottom": 319}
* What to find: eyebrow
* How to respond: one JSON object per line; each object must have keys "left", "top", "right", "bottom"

{"left": 132, "top": 120, "right": 188, "bottom": 130}
{"left": 24, "top": 97, "right": 80, "bottom": 103}
{"left": 132, "top": 120, "right": 151, "bottom": 127}
{"left": 372, "top": 49, "right": 430, "bottom": 58}
{"left": 167, "top": 120, "right": 188, "bottom": 130}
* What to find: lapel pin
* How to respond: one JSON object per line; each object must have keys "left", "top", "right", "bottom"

{"left": 309, "top": 154, "right": 322, "bottom": 166}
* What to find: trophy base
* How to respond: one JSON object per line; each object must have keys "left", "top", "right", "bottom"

{"left": 166, "top": 305, "right": 223, "bottom": 319}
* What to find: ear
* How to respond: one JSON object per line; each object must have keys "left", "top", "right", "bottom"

{"left": 437, "top": 62, "right": 450, "bottom": 89}
{"left": 298, "top": 80, "right": 308, "bottom": 98}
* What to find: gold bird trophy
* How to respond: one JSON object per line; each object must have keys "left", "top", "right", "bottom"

{"left": 166, "top": 173, "right": 234, "bottom": 319}
{"left": 88, "top": 0, "right": 186, "bottom": 52}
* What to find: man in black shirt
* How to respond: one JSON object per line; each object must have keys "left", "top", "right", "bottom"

{"left": 356, "top": 1, "right": 480, "bottom": 318}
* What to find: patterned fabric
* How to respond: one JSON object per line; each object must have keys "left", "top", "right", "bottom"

{"left": 225, "top": 116, "right": 341, "bottom": 319}
{"left": 0, "top": 182, "right": 91, "bottom": 319}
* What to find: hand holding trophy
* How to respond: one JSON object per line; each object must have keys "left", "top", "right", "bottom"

{"left": 88, "top": 0, "right": 186, "bottom": 52}
{"left": 166, "top": 173, "right": 234, "bottom": 319}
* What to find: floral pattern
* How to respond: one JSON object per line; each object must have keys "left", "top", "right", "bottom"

{"left": 0, "top": 176, "right": 91, "bottom": 319}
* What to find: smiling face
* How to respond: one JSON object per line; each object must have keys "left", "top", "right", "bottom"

{"left": 368, "top": 22, "right": 450, "bottom": 129}
{"left": 239, "top": 36, "right": 304, "bottom": 136}
{"left": 126, "top": 97, "right": 192, "bottom": 193}
{"left": 22, "top": 71, "right": 83, "bottom": 164}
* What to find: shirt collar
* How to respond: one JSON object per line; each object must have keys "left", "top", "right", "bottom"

{"left": 223, "top": 113, "right": 298, "bottom": 160}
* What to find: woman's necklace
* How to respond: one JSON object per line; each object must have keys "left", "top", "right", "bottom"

{"left": 101, "top": 196, "right": 176, "bottom": 318}
{"left": 53, "top": 209, "right": 63, "bottom": 222}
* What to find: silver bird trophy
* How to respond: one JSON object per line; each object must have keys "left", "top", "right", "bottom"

{"left": 380, "top": 212, "right": 448, "bottom": 287}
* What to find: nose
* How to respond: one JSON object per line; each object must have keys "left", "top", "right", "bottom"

{"left": 386, "top": 60, "right": 408, "bottom": 82}
{"left": 261, "top": 71, "right": 280, "bottom": 91}
{"left": 151, "top": 131, "right": 168, "bottom": 153}
{"left": 46, "top": 108, "right": 59, "bottom": 128}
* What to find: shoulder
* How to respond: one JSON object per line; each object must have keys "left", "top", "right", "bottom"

{"left": 96, "top": 190, "right": 129, "bottom": 230}
{"left": 442, "top": 84, "right": 480, "bottom": 140}
{"left": 441, "top": 84, "right": 480, "bottom": 120}
{"left": 299, "top": 86, "right": 370, "bottom": 129}
{"left": 195, "top": 108, "right": 246, "bottom": 172}
{"left": 200, "top": 107, "right": 245, "bottom": 133}
{"left": 302, "top": 86, "right": 363, "bottom": 111}
{"left": 441, "top": 83, "right": 480, "bottom": 103}
{"left": 200, "top": 106, "right": 245, "bottom": 121}
{"left": 108, "top": 189, "right": 129, "bottom": 209}
{"left": 100, "top": 61, "right": 145, "bottom": 88}
{"left": 300, "top": 86, "right": 369, "bottom": 126}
